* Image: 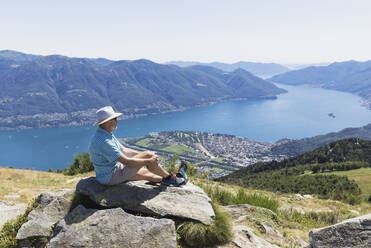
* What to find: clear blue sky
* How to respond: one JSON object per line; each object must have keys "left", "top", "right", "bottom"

{"left": 1, "top": 0, "right": 371, "bottom": 64}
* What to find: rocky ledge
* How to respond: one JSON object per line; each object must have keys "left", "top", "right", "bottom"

{"left": 76, "top": 177, "right": 215, "bottom": 225}
{"left": 15, "top": 178, "right": 215, "bottom": 247}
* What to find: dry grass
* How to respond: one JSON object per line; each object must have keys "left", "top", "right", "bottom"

{"left": 0, "top": 167, "right": 94, "bottom": 203}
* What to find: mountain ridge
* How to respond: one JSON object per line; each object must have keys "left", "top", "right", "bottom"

{"left": 166, "top": 60, "right": 291, "bottom": 78}
{"left": 0, "top": 50, "right": 286, "bottom": 130}
{"left": 269, "top": 60, "right": 371, "bottom": 108}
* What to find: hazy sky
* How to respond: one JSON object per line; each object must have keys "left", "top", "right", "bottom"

{"left": 2, "top": 0, "right": 371, "bottom": 64}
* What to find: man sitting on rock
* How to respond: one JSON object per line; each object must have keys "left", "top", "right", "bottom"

{"left": 89, "top": 106, "right": 187, "bottom": 187}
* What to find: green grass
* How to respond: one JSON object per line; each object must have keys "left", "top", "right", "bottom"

{"left": 212, "top": 158, "right": 224, "bottom": 163}
{"left": 213, "top": 167, "right": 224, "bottom": 173}
{"left": 161, "top": 144, "right": 192, "bottom": 155}
{"left": 323, "top": 168, "right": 371, "bottom": 201}
{"left": 135, "top": 138, "right": 152, "bottom": 147}
{"left": 198, "top": 183, "right": 279, "bottom": 212}
{"left": 177, "top": 203, "right": 233, "bottom": 247}
{"left": 278, "top": 208, "right": 341, "bottom": 228}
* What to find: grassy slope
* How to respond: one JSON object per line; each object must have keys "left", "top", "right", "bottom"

{"left": 323, "top": 168, "right": 371, "bottom": 201}
{"left": 0, "top": 167, "right": 94, "bottom": 203}
{"left": 195, "top": 179, "right": 371, "bottom": 246}
{"left": 1, "top": 167, "right": 370, "bottom": 247}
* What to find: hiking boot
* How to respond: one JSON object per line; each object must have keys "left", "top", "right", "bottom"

{"left": 161, "top": 173, "right": 185, "bottom": 186}
{"left": 176, "top": 160, "right": 188, "bottom": 184}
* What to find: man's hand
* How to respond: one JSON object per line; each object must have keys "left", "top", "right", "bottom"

{"left": 144, "top": 150, "right": 156, "bottom": 157}
{"left": 147, "top": 155, "right": 158, "bottom": 166}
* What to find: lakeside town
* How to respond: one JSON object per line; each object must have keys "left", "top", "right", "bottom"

{"left": 123, "top": 131, "right": 287, "bottom": 178}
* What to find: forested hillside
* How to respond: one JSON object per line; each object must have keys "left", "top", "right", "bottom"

{"left": 0, "top": 50, "right": 286, "bottom": 129}
{"left": 217, "top": 138, "right": 371, "bottom": 204}
{"left": 272, "top": 123, "right": 371, "bottom": 156}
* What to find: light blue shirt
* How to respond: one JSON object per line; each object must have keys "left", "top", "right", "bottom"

{"left": 88, "top": 127, "right": 122, "bottom": 184}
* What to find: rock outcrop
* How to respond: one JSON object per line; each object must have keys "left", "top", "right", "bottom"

{"left": 16, "top": 190, "right": 73, "bottom": 242}
{"left": 46, "top": 205, "right": 176, "bottom": 248}
{"left": 309, "top": 213, "right": 371, "bottom": 248}
{"left": 76, "top": 177, "right": 215, "bottom": 225}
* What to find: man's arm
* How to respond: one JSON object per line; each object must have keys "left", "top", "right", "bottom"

{"left": 120, "top": 144, "right": 155, "bottom": 158}
{"left": 117, "top": 153, "right": 157, "bottom": 168}
{"left": 120, "top": 144, "right": 139, "bottom": 157}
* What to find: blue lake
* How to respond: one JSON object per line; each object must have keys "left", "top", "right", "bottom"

{"left": 1, "top": 83, "right": 371, "bottom": 171}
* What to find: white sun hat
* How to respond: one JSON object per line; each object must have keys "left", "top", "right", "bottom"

{"left": 95, "top": 106, "right": 123, "bottom": 125}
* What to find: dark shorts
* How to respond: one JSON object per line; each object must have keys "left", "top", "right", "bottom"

{"left": 108, "top": 164, "right": 139, "bottom": 185}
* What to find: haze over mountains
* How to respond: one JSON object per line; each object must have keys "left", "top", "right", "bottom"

{"left": 269, "top": 60, "right": 371, "bottom": 108}
{"left": 166, "top": 61, "right": 291, "bottom": 78}
{"left": 0, "top": 50, "right": 286, "bottom": 129}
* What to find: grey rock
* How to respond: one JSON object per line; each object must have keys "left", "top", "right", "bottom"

{"left": 296, "top": 237, "right": 310, "bottom": 248}
{"left": 4, "top": 194, "right": 21, "bottom": 200}
{"left": 260, "top": 221, "right": 283, "bottom": 238}
{"left": 16, "top": 190, "right": 74, "bottom": 240}
{"left": 218, "top": 225, "right": 280, "bottom": 248}
{"left": 46, "top": 205, "right": 176, "bottom": 248}
{"left": 309, "top": 213, "right": 371, "bottom": 248}
{"left": 222, "top": 204, "right": 254, "bottom": 219}
{"left": 0, "top": 201, "right": 27, "bottom": 229}
{"left": 76, "top": 177, "right": 215, "bottom": 225}
{"left": 222, "top": 204, "right": 276, "bottom": 221}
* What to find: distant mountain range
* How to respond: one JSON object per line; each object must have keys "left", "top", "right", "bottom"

{"left": 269, "top": 60, "right": 371, "bottom": 108}
{"left": 166, "top": 61, "right": 291, "bottom": 78}
{"left": 0, "top": 50, "right": 286, "bottom": 129}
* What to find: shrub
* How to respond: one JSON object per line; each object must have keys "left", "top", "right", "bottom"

{"left": 177, "top": 203, "right": 233, "bottom": 247}
{"left": 63, "top": 152, "right": 94, "bottom": 176}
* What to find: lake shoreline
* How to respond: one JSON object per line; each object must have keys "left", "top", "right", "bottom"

{"left": 0, "top": 95, "right": 279, "bottom": 131}
{"left": 2, "top": 83, "right": 371, "bottom": 171}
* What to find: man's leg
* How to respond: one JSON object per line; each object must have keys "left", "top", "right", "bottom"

{"left": 131, "top": 168, "right": 162, "bottom": 182}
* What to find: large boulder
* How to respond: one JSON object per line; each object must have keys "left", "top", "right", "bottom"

{"left": 76, "top": 177, "right": 215, "bottom": 225}
{"left": 16, "top": 190, "right": 74, "bottom": 242}
{"left": 46, "top": 205, "right": 176, "bottom": 248}
{"left": 309, "top": 213, "right": 371, "bottom": 248}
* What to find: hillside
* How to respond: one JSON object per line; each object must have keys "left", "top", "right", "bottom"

{"left": 0, "top": 50, "right": 286, "bottom": 130}
{"left": 272, "top": 122, "right": 371, "bottom": 156}
{"left": 167, "top": 60, "right": 291, "bottom": 78}
{"left": 217, "top": 138, "right": 371, "bottom": 204}
{"left": 1, "top": 166, "right": 370, "bottom": 248}
{"left": 269, "top": 60, "right": 371, "bottom": 108}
